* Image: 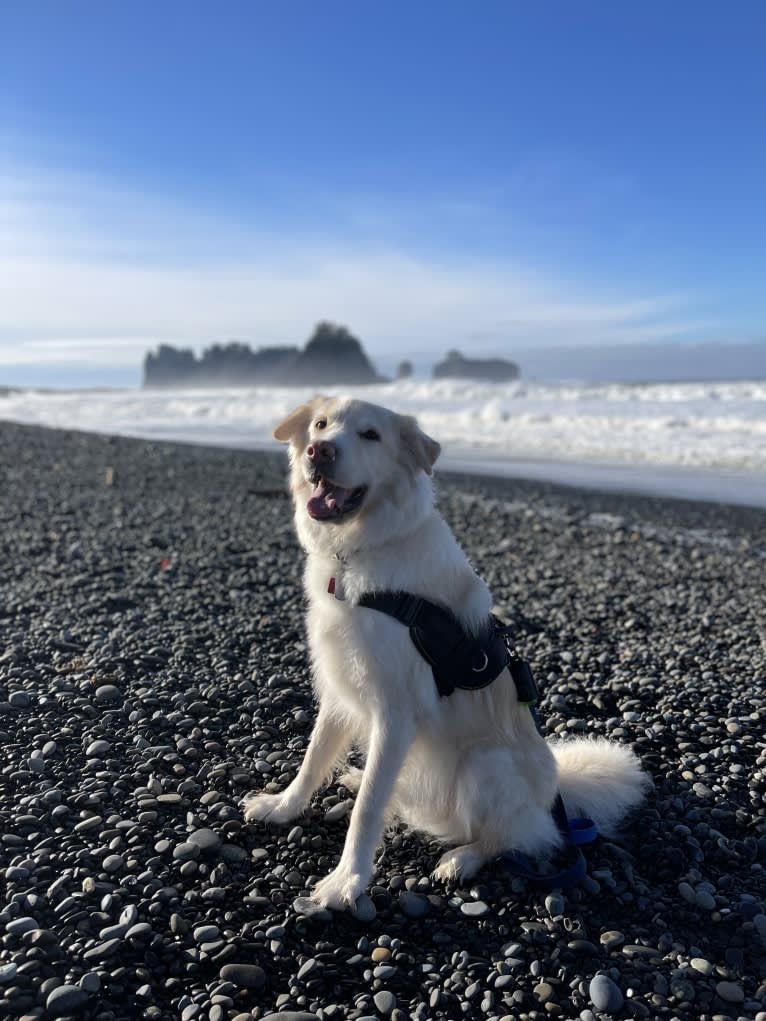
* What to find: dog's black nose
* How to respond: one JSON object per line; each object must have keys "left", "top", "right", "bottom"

{"left": 307, "top": 440, "right": 336, "bottom": 465}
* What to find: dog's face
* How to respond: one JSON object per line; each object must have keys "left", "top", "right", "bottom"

{"left": 273, "top": 397, "right": 440, "bottom": 553}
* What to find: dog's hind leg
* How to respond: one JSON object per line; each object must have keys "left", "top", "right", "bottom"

{"left": 431, "top": 744, "right": 561, "bottom": 883}
{"left": 242, "top": 704, "right": 351, "bottom": 825}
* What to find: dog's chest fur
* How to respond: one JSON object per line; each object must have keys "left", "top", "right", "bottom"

{"left": 302, "top": 520, "right": 495, "bottom": 727}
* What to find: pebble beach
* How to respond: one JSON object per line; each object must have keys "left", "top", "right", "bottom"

{"left": 1, "top": 420, "right": 765, "bottom": 1021}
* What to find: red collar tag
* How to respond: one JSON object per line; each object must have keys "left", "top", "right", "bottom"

{"left": 328, "top": 576, "right": 336, "bottom": 595}
{"left": 328, "top": 576, "right": 346, "bottom": 600}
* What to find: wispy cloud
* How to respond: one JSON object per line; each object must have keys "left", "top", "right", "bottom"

{"left": 0, "top": 159, "right": 704, "bottom": 371}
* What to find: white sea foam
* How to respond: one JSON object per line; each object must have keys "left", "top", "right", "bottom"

{"left": 3, "top": 379, "right": 766, "bottom": 503}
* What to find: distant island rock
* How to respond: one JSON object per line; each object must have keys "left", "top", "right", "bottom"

{"left": 433, "top": 349, "right": 520, "bottom": 382}
{"left": 143, "top": 322, "right": 383, "bottom": 388}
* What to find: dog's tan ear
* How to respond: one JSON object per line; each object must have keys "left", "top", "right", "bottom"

{"left": 399, "top": 415, "right": 441, "bottom": 475}
{"left": 273, "top": 403, "right": 315, "bottom": 442}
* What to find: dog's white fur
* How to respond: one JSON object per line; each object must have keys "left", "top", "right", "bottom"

{"left": 242, "top": 397, "right": 649, "bottom": 910}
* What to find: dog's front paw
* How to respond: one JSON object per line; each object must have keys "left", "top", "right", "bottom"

{"left": 311, "top": 864, "right": 366, "bottom": 911}
{"left": 241, "top": 791, "right": 300, "bottom": 825}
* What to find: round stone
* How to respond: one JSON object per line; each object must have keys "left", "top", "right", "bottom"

{"left": 350, "top": 894, "right": 376, "bottom": 922}
{"left": 325, "top": 800, "right": 352, "bottom": 823}
{"left": 95, "top": 684, "right": 122, "bottom": 702}
{"left": 373, "top": 990, "right": 396, "bottom": 1014}
{"left": 47, "top": 984, "right": 90, "bottom": 1017}
{"left": 6, "top": 916, "right": 38, "bottom": 936}
{"left": 219, "top": 964, "right": 266, "bottom": 989}
{"left": 398, "top": 891, "right": 430, "bottom": 918}
{"left": 297, "top": 958, "right": 318, "bottom": 979}
{"left": 715, "top": 981, "right": 744, "bottom": 1004}
{"left": 534, "top": 981, "right": 555, "bottom": 1002}
{"left": 86, "top": 739, "right": 111, "bottom": 756}
{"left": 260, "top": 1014, "right": 321, "bottom": 1021}
{"left": 690, "top": 958, "right": 714, "bottom": 976}
{"left": 460, "top": 900, "right": 489, "bottom": 917}
{"left": 292, "top": 896, "right": 331, "bottom": 920}
{"left": 188, "top": 827, "right": 222, "bottom": 854}
{"left": 173, "top": 841, "right": 201, "bottom": 861}
{"left": 678, "top": 881, "right": 697, "bottom": 904}
{"left": 102, "top": 854, "right": 125, "bottom": 873}
{"left": 600, "top": 930, "right": 625, "bottom": 951}
{"left": 0, "top": 963, "right": 18, "bottom": 985}
{"left": 589, "top": 974, "right": 624, "bottom": 1013}
{"left": 79, "top": 972, "right": 101, "bottom": 993}
{"left": 696, "top": 889, "right": 716, "bottom": 910}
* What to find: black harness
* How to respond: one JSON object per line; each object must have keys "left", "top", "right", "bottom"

{"left": 354, "top": 588, "right": 598, "bottom": 888}
{"left": 356, "top": 590, "right": 539, "bottom": 702}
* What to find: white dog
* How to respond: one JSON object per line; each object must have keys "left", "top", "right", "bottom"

{"left": 242, "top": 397, "right": 648, "bottom": 910}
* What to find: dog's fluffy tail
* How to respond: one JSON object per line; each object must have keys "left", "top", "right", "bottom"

{"left": 551, "top": 738, "right": 650, "bottom": 837}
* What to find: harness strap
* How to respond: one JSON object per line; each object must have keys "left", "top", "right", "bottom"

{"left": 356, "top": 591, "right": 509, "bottom": 696}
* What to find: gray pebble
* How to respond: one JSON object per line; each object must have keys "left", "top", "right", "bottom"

{"left": 261, "top": 1014, "right": 320, "bottom": 1021}
{"left": 260, "top": 1014, "right": 320, "bottom": 1021}
{"left": 600, "top": 930, "right": 625, "bottom": 951}
{"left": 324, "top": 800, "right": 352, "bottom": 823}
{"left": 292, "top": 896, "right": 332, "bottom": 920}
{"left": 678, "top": 881, "right": 697, "bottom": 904}
{"left": 589, "top": 974, "right": 624, "bottom": 1012}
{"left": 6, "top": 916, "right": 38, "bottom": 936}
{"left": 715, "top": 981, "right": 744, "bottom": 1003}
{"left": 460, "top": 900, "right": 490, "bottom": 917}
{"left": 534, "top": 981, "right": 555, "bottom": 1002}
{"left": 79, "top": 972, "right": 101, "bottom": 993}
{"left": 398, "top": 891, "right": 430, "bottom": 918}
{"left": 46, "top": 984, "right": 90, "bottom": 1017}
{"left": 690, "top": 957, "right": 714, "bottom": 976}
{"left": 297, "top": 958, "right": 318, "bottom": 979}
{"left": 173, "top": 841, "right": 201, "bottom": 861}
{"left": 350, "top": 894, "right": 376, "bottom": 922}
{"left": 188, "top": 827, "right": 222, "bottom": 854}
{"left": 0, "top": 963, "right": 18, "bottom": 984}
{"left": 373, "top": 990, "right": 396, "bottom": 1014}
{"left": 95, "top": 684, "right": 122, "bottom": 702}
{"left": 86, "top": 739, "right": 111, "bottom": 756}
{"left": 696, "top": 889, "right": 716, "bottom": 910}
{"left": 219, "top": 963, "right": 266, "bottom": 989}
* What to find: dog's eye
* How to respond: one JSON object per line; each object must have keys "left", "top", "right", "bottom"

{"left": 360, "top": 428, "right": 381, "bottom": 441}
{"left": 315, "top": 419, "right": 327, "bottom": 430}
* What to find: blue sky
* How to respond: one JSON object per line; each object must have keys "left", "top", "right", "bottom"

{"left": 1, "top": 2, "right": 765, "bottom": 385}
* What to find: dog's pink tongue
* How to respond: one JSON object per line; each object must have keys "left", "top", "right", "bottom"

{"left": 307, "top": 480, "right": 353, "bottom": 520}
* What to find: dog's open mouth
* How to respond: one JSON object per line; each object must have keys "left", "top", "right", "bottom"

{"left": 307, "top": 478, "right": 367, "bottom": 521}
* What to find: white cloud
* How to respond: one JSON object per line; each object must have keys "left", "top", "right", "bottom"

{"left": 0, "top": 160, "right": 704, "bottom": 370}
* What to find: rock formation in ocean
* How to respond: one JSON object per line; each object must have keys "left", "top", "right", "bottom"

{"left": 143, "top": 323, "right": 382, "bottom": 387}
{"left": 433, "top": 349, "right": 520, "bottom": 382}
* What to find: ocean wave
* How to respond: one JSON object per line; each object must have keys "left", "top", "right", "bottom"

{"left": 2, "top": 379, "right": 766, "bottom": 474}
